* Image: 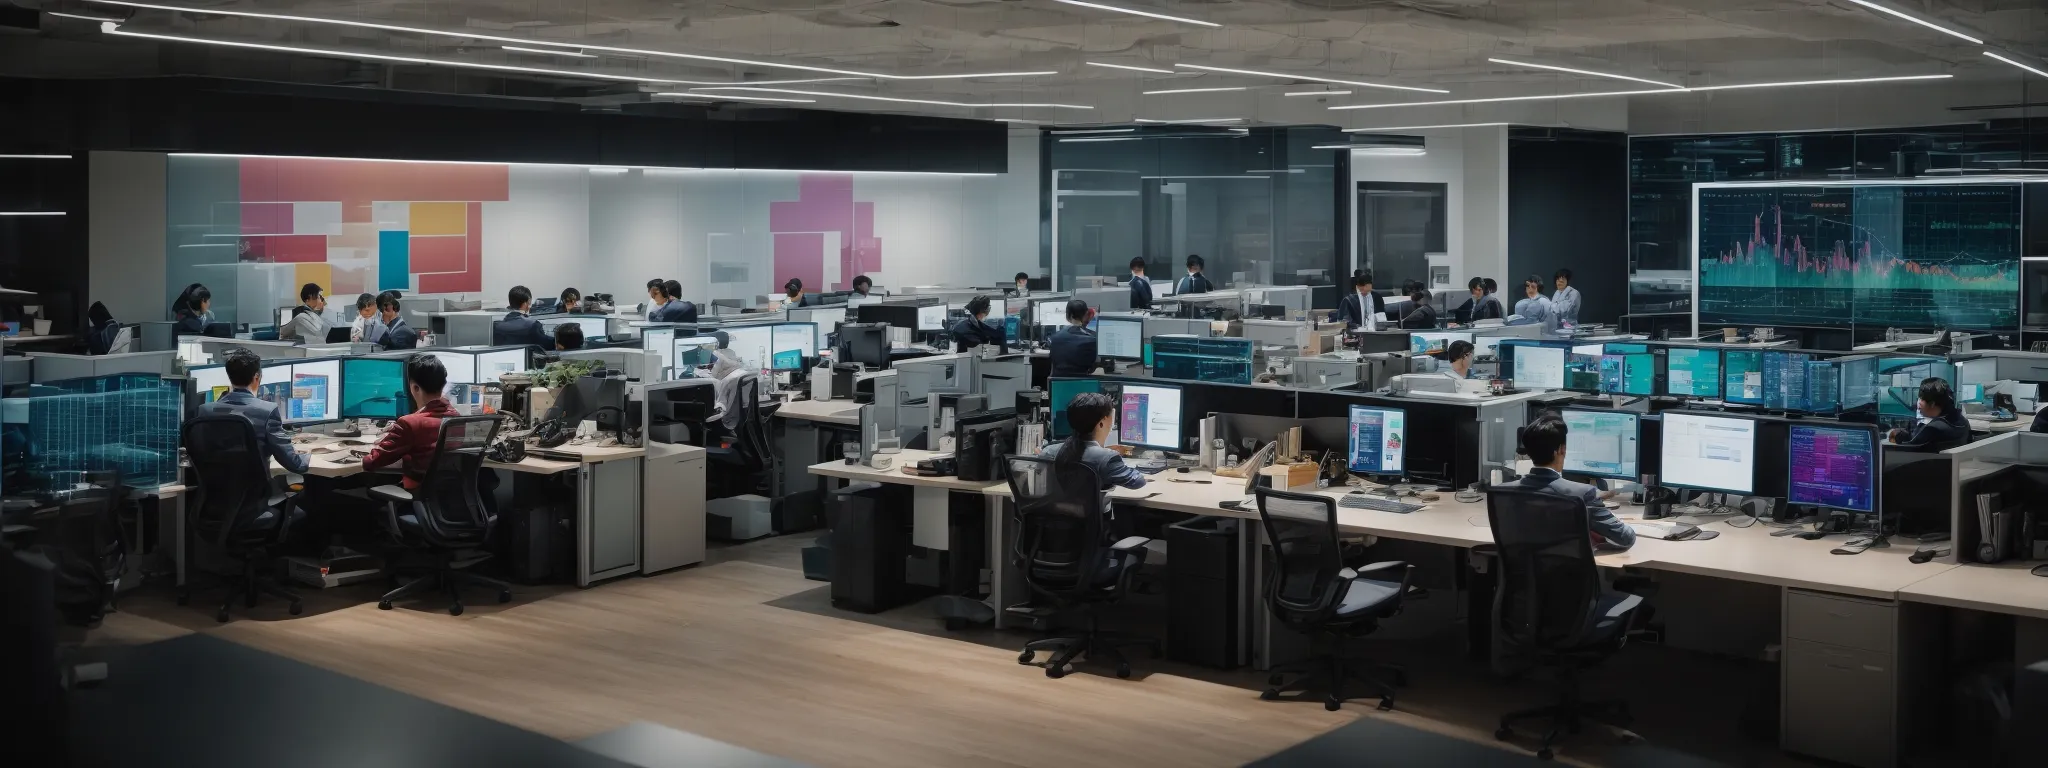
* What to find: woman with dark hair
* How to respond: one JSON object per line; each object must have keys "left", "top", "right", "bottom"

{"left": 949, "top": 295, "right": 1003, "bottom": 352}
{"left": 1397, "top": 285, "right": 1438, "bottom": 329}
{"left": 781, "top": 278, "right": 808, "bottom": 308}
{"left": 1039, "top": 391, "right": 1147, "bottom": 507}
{"left": 1890, "top": 377, "right": 1970, "bottom": 451}
{"left": 1047, "top": 298, "right": 1098, "bottom": 376}
{"left": 172, "top": 283, "right": 214, "bottom": 334}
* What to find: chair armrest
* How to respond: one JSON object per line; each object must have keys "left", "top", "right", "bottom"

{"left": 1606, "top": 593, "right": 1644, "bottom": 620}
{"left": 1109, "top": 535, "right": 1150, "bottom": 553}
{"left": 367, "top": 485, "right": 413, "bottom": 503}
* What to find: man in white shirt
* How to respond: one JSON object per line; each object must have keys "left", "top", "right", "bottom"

{"left": 281, "top": 283, "right": 329, "bottom": 342}
{"left": 349, "top": 293, "right": 385, "bottom": 344}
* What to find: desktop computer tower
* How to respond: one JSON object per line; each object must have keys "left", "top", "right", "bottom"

{"left": 829, "top": 482, "right": 914, "bottom": 613}
{"left": 1167, "top": 516, "right": 1240, "bottom": 668}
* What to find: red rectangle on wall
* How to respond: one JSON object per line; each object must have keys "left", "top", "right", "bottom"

{"left": 409, "top": 236, "right": 467, "bottom": 273}
{"left": 240, "top": 203, "right": 292, "bottom": 235}
{"left": 418, "top": 267, "right": 480, "bottom": 293}
{"left": 246, "top": 234, "right": 327, "bottom": 263}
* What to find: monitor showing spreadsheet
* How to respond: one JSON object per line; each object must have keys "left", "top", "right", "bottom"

{"left": 1663, "top": 348, "right": 1722, "bottom": 398}
{"left": 540, "top": 316, "right": 608, "bottom": 340}
{"left": 191, "top": 365, "right": 232, "bottom": 403}
{"left": 1560, "top": 408, "right": 1639, "bottom": 481}
{"left": 1658, "top": 412, "right": 1757, "bottom": 494}
{"left": 724, "top": 325, "right": 773, "bottom": 371}
{"left": 1762, "top": 351, "right": 1813, "bottom": 411}
{"left": 1118, "top": 383, "right": 1184, "bottom": 452}
{"left": 642, "top": 328, "right": 676, "bottom": 369}
{"left": 425, "top": 350, "right": 477, "bottom": 385}
{"left": 1410, "top": 331, "right": 1472, "bottom": 355}
{"left": 341, "top": 357, "right": 408, "bottom": 420}
{"left": 255, "top": 358, "right": 339, "bottom": 424}
{"left": 1510, "top": 344, "right": 1567, "bottom": 390}
{"left": 1097, "top": 316, "right": 1144, "bottom": 360}
{"left": 1345, "top": 405, "right": 1406, "bottom": 475}
{"left": 916, "top": 304, "right": 949, "bottom": 332}
{"left": 475, "top": 348, "right": 527, "bottom": 382}
{"left": 1805, "top": 360, "right": 1841, "bottom": 414}
{"left": 1787, "top": 424, "right": 1877, "bottom": 513}
{"left": 1722, "top": 350, "right": 1763, "bottom": 405}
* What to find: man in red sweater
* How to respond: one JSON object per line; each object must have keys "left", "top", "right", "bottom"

{"left": 358, "top": 354, "right": 456, "bottom": 490}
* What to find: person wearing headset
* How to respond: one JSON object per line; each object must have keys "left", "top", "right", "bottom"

{"left": 949, "top": 295, "right": 1003, "bottom": 352}
{"left": 780, "top": 278, "right": 809, "bottom": 309}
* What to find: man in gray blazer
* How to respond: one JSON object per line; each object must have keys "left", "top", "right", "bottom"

{"left": 1516, "top": 413, "right": 1634, "bottom": 551}
{"left": 191, "top": 350, "right": 310, "bottom": 475}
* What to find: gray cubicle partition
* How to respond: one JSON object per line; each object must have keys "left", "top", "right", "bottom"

{"left": 29, "top": 350, "right": 178, "bottom": 382}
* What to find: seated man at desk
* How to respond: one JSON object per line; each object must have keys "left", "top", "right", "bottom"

{"left": 493, "top": 286, "right": 555, "bottom": 349}
{"left": 1037, "top": 392, "right": 1147, "bottom": 550}
{"left": 172, "top": 283, "right": 215, "bottom": 335}
{"left": 374, "top": 291, "right": 419, "bottom": 351}
{"left": 281, "top": 282, "right": 329, "bottom": 342}
{"left": 1515, "top": 413, "right": 1635, "bottom": 551}
{"left": 1889, "top": 377, "right": 1970, "bottom": 451}
{"left": 1047, "top": 299, "right": 1098, "bottom": 377}
{"left": 950, "top": 296, "right": 1003, "bottom": 353}
{"left": 1453, "top": 277, "right": 1505, "bottom": 324}
{"left": 1008, "top": 272, "right": 1032, "bottom": 298}
{"left": 650, "top": 279, "right": 697, "bottom": 323}
{"left": 558, "top": 287, "right": 581, "bottom": 314}
{"left": 553, "top": 322, "right": 585, "bottom": 351}
{"left": 191, "top": 350, "right": 310, "bottom": 476}
{"left": 1176, "top": 254, "right": 1214, "bottom": 296}
{"left": 1337, "top": 271, "right": 1387, "bottom": 331}
{"left": 1396, "top": 286, "right": 1438, "bottom": 329}
{"left": 1440, "top": 340, "right": 1476, "bottom": 379}
{"left": 356, "top": 355, "right": 457, "bottom": 490}
{"left": 851, "top": 275, "right": 876, "bottom": 299}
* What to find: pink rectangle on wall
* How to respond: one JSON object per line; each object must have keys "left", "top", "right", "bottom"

{"left": 774, "top": 233, "right": 825, "bottom": 291}
{"left": 246, "top": 234, "right": 327, "bottom": 263}
{"left": 240, "top": 203, "right": 292, "bottom": 235}
{"left": 409, "top": 236, "right": 467, "bottom": 273}
{"left": 418, "top": 267, "right": 480, "bottom": 293}
{"left": 467, "top": 203, "right": 483, "bottom": 268}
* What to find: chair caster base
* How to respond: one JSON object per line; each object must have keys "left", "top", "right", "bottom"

{"left": 1115, "top": 663, "right": 1131, "bottom": 679}
{"left": 288, "top": 600, "right": 304, "bottom": 616}
{"left": 1323, "top": 697, "right": 1342, "bottom": 712}
{"left": 215, "top": 608, "right": 229, "bottom": 623}
{"left": 449, "top": 603, "right": 464, "bottom": 616}
{"left": 1046, "top": 665, "right": 1067, "bottom": 679}
{"left": 1377, "top": 697, "right": 1394, "bottom": 712}
{"left": 1537, "top": 748, "right": 1555, "bottom": 761}
{"left": 377, "top": 600, "right": 393, "bottom": 610}
{"left": 1018, "top": 651, "right": 1035, "bottom": 665}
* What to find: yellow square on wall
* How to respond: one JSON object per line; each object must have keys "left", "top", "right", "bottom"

{"left": 410, "top": 202, "right": 468, "bottom": 236}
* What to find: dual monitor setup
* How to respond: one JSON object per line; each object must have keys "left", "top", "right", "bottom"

{"left": 1554, "top": 407, "right": 1878, "bottom": 516}
{"left": 637, "top": 322, "right": 816, "bottom": 378}
{"left": 1045, "top": 377, "right": 1411, "bottom": 481}
{"left": 1500, "top": 341, "right": 1965, "bottom": 418}
{"left": 188, "top": 347, "right": 530, "bottom": 425}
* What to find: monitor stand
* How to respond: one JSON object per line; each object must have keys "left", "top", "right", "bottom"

{"left": 331, "top": 419, "right": 363, "bottom": 438}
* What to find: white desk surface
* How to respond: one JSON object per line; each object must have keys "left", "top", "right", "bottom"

{"left": 775, "top": 399, "right": 864, "bottom": 426}
{"left": 1967, "top": 415, "right": 2029, "bottom": 434}
{"left": 806, "top": 450, "right": 1010, "bottom": 494}
{"left": 1898, "top": 561, "right": 2048, "bottom": 621}
{"left": 271, "top": 433, "right": 637, "bottom": 478}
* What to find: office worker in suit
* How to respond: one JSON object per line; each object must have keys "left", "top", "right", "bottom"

{"left": 1889, "top": 377, "right": 1971, "bottom": 451}
{"left": 558, "top": 287, "right": 581, "bottom": 314}
{"left": 950, "top": 295, "right": 1003, "bottom": 353}
{"left": 1453, "top": 277, "right": 1505, "bottom": 324}
{"left": 645, "top": 278, "right": 668, "bottom": 313}
{"left": 1047, "top": 299, "right": 1099, "bottom": 377}
{"left": 1518, "top": 413, "right": 1635, "bottom": 551}
{"left": 1397, "top": 286, "right": 1438, "bottom": 329}
{"left": 1512, "top": 274, "right": 1560, "bottom": 335}
{"left": 651, "top": 279, "right": 697, "bottom": 323}
{"left": 192, "top": 350, "right": 310, "bottom": 475}
{"left": 493, "top": 285, "right": 554, "bottom": 349}
{"left": 1337, "top": 271, "right": 1385, "bottom": 331}
{"left": 553, "top": 322, "right": 585, "bottom": 351}
{"left": 1037, "top": 392, "right": 1147, "bottom": 547}
{"left": 281, "top": 283, "right": 329, "bottom": 342}
{"left": 374, "top": 291, "right": 419, "bottom": 351}
{"left": 172, "top": 283, "right": 215, "bottom": 335}
{"left": 1009, "top": 272, "right": 1032, "bottom": 298}
{"left": 348, "top": 293, "right": 384, "bottom": 344}
{"left": 1550, "top": 268, "right": 1582, "bottom": 326}
{"left": 1175, "top": 254, "right": 1213, "bottom": 295}
{"left": 1127, "top": 257, "right": 1152, "bottom": 310}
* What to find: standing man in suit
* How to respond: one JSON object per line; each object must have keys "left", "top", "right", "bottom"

{"left": 651, "top": 279, "right": 697, "bottom": 323}
{"left": 1046, "top": 299, "right": 1099, "bottom": 377}
{"left": 374, "top": 292, "right": 419, "bottom": 351}
{"left": 1517, "top": 412, "right": 1635, "bottom": 551}
{"left": 281, "top": 283, "right": 329, "bottom": 342}
{"left": 1008, "top": 272, "right": 1032, "bottom": 298}
{"left": 1337, "top": 271, "right": 1385, "bottom": 331}
{"left": 191, "top": 350, "right": 310, "bottom": 475}
{"left": 1127, "top": 257, "right": 1153, "bottom": 310}
{"left": 1176, "top": 254, "right": 1213, "bottom": 295}
{"left": 492, "top": 286, "right": 554, "bottom": 349}
{"left": 1550, "top": 269, "right": 1583, "bottom": 327}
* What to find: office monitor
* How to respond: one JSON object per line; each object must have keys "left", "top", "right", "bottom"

{"left": 1804, "top": 360, "right": 1841, "bottom": 414}
{"left": 916, "top": 304, "right": 949, "bottom": 332}
{"left": 1097, "top": 316, "right": 1144, "bottom": 360}
{"left": 1046, "top": 378, "right": 1104, "bottom": 439}
{"left": 1761, "top": 351, "right": 1814, "bottom": 411}
{"left": 1563, "top": 352, "right": 1603, "bottom": 393}
{"left": 1560, "top": 408, "right": 1639, "bottom": 481}
{"left": 1117, "top": 382, "right": 1184, "bottom": 452}
{"left": 1345, "top": 404, "right": 1407, "bottom": 476}
{"left": 642, "top": 327, "right": 676, "bottom": 369}
{"left": 1409, "top": 331, "right": 1472, "bottom": 356}
{"left": 1722, "top": 350, "right": 1763, "bottom": 405}
{"left": 836, "top": 322, "right": 890, "bottom": 369}
{"left": 674, "top": 336, "right": 720, "bottom": 376}
{"left": 1659, "top": 412, "right": 1758, "bottom": 494}
{"left": 1034, "top": 299, "right": 1068, "bottom": 329}
{"left": 341, "top": 357, "right": 409, "bottom": 420}
{"left": 1597, "top": 353, "right": 1657, "bottom": 396}
{"left": 190, "top": 364, "right": 232, "bottom": 403}
{"left": 1508, "top": 343, "right": 1568, "bottom": 390}
{"left": 1787, "top": 423, "right": 1877, "bottom": 513}
{"left": 475, "top": 348, "right": 528, "bottom": 383}
{"left": 1839, "top": 355, "right": 1878, "bottom": 410}
{"left": 1663, "top": 347, "right": 1722, "bottom": 399}
{"left": 424, "top": 350, "right": 478, "bottom": 385}
{"left": 724, "top": 325, "right": 774, "bottom": 371}
{"left": 770, "top": 323, "right": 816, "bottom": 370}
{"left": 252, "top": 358, "right": 340, "bottom": 424}
{"left": 1604, "top": 342, "right": 1650, "bottom": 354}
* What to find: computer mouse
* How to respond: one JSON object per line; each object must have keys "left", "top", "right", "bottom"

{"left": 1176, "top": 466, "right": 1190, "bottom": 473}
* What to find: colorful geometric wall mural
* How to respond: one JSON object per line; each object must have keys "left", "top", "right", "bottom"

{"left": 770, "top": 174, "right": 881, "bottom": 291}
{"left": 235, "top": 157, "right": 508, "bottom": 295}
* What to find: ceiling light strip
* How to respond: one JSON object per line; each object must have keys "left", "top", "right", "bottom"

{"left": 1330, "top": 75, "right": 1951, "bottom": 110}
{"left": 1134, "top": 118, "right": 1243, "bottom": 124}
{"left": 1142, "top": 87, "right": 1247, "bottom": 95}
{"left": 653, "top": 92, "right": 817, "bottom": 103}
{"left": 48, "top": 11, "right": 123, "bottom": 22}
{"left": 503, "top": 45, "right": 592, "bottom": 58}
{"left": 1842, "top": 0, "right": 1983, "bottom": 45}
{"left": 689, "top": 87, "right": 1092, "bottom": 109}
{"left": 1284, "top": 90, "right": 1351, "bottom": 97}
{"left": 169, "top": 152, "right": 996, "bottom": 176}
{"left": 1173, "top": 64, "right": 1446, "bottom": 94}
{"left": 1985, "top": 52, "right": 2048, "bottom": 79}
{"left": 1345, "top": 122, "right": 1508, "bottom": 132}
{"left": 1052, "top": 0, "right": 1219, "bottom": 28}
{"left": 1087, "top": 62, "right": 1176, "bottom": 75}
{"left": 1050, "top": 128, "right": 1137, "bottom": 135}
{"left": 79, "top": 0, "right": 1047, "bottom": 81}
{"left": 0, "top": 211, "right": 67, "bottom": 216}
{"left": 1487, "top": 58, "right": 1683, "bottom": 89}
{"left": 0, "top": 154, "right": 73, "bottom": 159}
{"left": 102, "top": 24, "right": 680, "bottom": 83}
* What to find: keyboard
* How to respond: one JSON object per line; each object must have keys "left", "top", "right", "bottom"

{"left": 1338, "top": 494, "right": 1424, "bottom": 514}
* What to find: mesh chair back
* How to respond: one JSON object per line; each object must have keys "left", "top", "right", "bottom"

{"left": 181, "top": 414, "right": 274, "bottom": 549}
{"left": 1003, "top": 454, "right": 1110, "bottom": 598}
{"left": 734, "top": 376, "right": 779, "bottom": 469}
{"left": 413, "top": 415, "right": 501, "bottom": 547}
{"left": 1253, "top": 487, "right": 1348, "bottom": 630}
{"left": 1485, "top": 484, "right": 1604, "bottom": 651}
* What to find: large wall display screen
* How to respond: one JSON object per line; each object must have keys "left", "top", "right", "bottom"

{"left": 1695, "top": 183, "right": 2020, "bottom": 331}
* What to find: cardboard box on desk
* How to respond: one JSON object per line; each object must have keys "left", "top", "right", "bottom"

{"left": 1261, "top": 463, "right": 1320, "bottom": 492}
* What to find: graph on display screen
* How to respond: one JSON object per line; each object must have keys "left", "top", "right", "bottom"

{"left": 1696, "top": 184, "right": 2020, "bottom": 330}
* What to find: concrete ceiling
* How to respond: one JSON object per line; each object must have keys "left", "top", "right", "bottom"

{"left": 9, "top": 0, "right": 2048, "bottom": 132}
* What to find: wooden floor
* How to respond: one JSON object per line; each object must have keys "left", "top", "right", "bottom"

{"left": 98, "top": 535, "right": 1812, "bottom": 768}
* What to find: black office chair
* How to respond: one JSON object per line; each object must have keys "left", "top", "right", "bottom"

{"left": 369, "top": 415, "right": 512, "bottom": 616}
{"left": 180, "top": 414, "right": 304, "bottom": 622}
{"left": 1251, "top": 487, "right": 1413, "bottom": 711}
{"left": 707, "top": 375, "right": 779, "bottom": 498}
{"left": 1004, "top": 455, "right": 1159, "bottom": 679}
{"left": 1485, "top": 484, "right": 1644, "bottom": 760}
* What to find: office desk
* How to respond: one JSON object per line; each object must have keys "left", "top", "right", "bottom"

{"left": 248, "top": 434, "right": 649, "bottom": 587}
{"left": 1899, "top": 561, "right": 2048, "bottom": 621}
{"left": 1967, "top": 415, "right": 2030, "bottom": 435}
{"left": 774, "top": 398, "right": 866, "bottom": 532}
{"left": 775, "top": 398, "right": 863, "bottom": 426}
{"left": 809, "top": 451, "right": 1012, "bottom": 622}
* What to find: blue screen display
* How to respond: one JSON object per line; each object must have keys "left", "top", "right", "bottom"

{"left": 1047, "top": 378, "right": 1103, "bottom": 439}
{"left": 1664, "top": 348, "right": 1722, "bottom": 398}
{"left": 1723, "top": 350, "right": 1762, "bottom": 404}
{"left": 1787, "top": 424, "right": 1876, "bottom": 512}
